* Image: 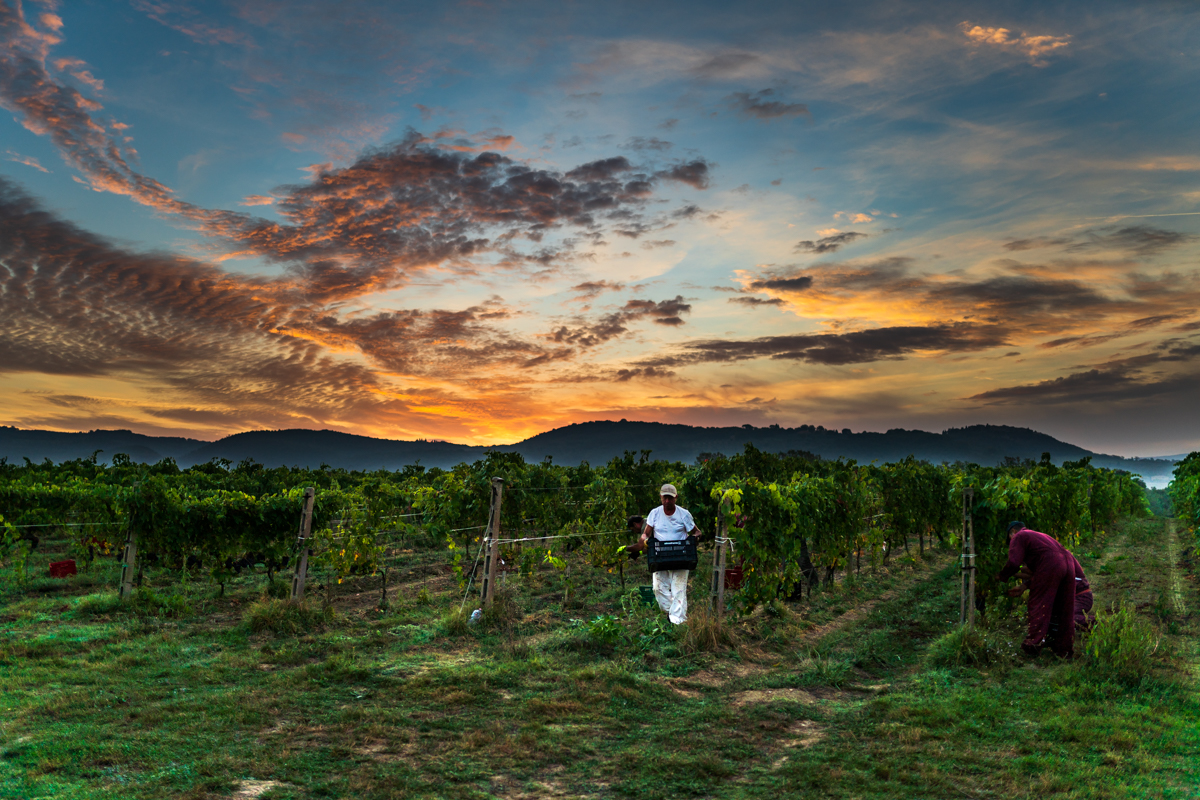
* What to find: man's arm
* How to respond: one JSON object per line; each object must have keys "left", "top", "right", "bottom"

{"left": 628, "top": 523, "right": 654, "bottom": 553}
{"left": 996, "top": 531, "right": 1028, "bottom": 581}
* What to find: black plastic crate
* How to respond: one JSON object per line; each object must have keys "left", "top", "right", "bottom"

{"left": 646, "top": 536, "right": 698, "bottom": 573}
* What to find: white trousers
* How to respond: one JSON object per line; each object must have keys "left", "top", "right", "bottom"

{"left": 652, "top": 569, "right": 689, "bottom": 624}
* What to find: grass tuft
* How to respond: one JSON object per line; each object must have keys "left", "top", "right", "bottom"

{"left": 441, "top": 608, "right": 471, "bottom": 636}
{"left": 481, "top": 588, "right": 521, "bottom": 630}
{"left": 74, "top": 587, "right": 192, "bottom": 618}
{"left": 797, "top": 652, "right": 853, "bottom": 686}
{"left": 244, "top": 598, "right": 333, "bottom": 635}
{"left": 926, "top": 623, "right": 1017, "bottom": 668}
{"left": 1083, "top": 602, "right": 1160, "bottom": 682}
{"left": 679, "top": 604, "right": 736, "bottom": 653}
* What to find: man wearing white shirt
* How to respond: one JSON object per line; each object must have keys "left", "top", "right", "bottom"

{"left": 633, "top": 483, "right": 703, "bottom": 624}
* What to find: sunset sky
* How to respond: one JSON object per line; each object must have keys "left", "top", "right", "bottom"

{"left": 1, "top": 0, "right": 1199, "bottom": 456}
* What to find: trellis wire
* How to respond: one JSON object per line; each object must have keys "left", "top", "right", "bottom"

{"left": 506, "top": 483, "right": 661, "bottom": 493}
{"left": 3, "top": 521, "right": 122, "bottom": 528}
{"left": 493, "top": 528, "right": 630, "bottom": 545}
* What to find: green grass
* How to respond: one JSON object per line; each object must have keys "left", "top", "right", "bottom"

{"left": 1, "top": 518, "right": 1197, "bottom": 798}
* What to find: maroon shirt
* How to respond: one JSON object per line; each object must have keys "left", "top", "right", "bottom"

{"left": 999, "top": 528, "right": 1072, "bottom": 580}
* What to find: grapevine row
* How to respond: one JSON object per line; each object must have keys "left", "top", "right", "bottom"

{"left": 0, "top": 447, "right": 1148, "bottom": 609}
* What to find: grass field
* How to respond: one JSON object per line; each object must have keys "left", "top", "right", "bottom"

{"left": 2, "top": 517, "right": 1197, "bottom": 799}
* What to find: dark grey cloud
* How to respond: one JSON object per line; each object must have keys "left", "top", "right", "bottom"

{"left": 969, "top": 367, "right": 1200, "bottom": 405}
{"left": 1003, "top": 225, "right": 1194, "bottom": 257}
{"left": 748, "top": 276, "right": 813, "bottom": 292}
{"left": 196, "top": 137, "right": 693, "bottom": 299}
{"left": 563, "top": 156, "right": 634, "bottom": 181}
{"left": 726, "top": 89, "right": 809, "bottom": 120}
{"left": 614, "top": 366, "right": 675, "bottom": 382}
{"left": 550, "top": 296, "right": 693, "bottom": 347}
{"left": 623, "top": 137, "right": 673, "bottom": 152}
{"left": 1128, "top": 313, "right": 1189, "bottom": 329}
{"left": 970, "top": 336, "right": 1200, "bottom": 405}
{"left": 644, "top": 323, "right": 1007, "bottom": 367}
{"left": 730, "top": 296, "right": 786, "bottom": 307}
{"left": 794, "top": 231, "right": 866, "bottom": 254}
{"left": 1073, "top": 225, "right": 1194, "bottom": 256}
{"left": 927, "top": 276, "right": 1112, "bottom": 319}
{"left": 694, "top": 52, "right": 760, "bottom": 77}
{"left": 571, "top": 280, "right": 626, "bottom": 300}
{"left": 1002, "top": 236, "right": 1071, "bottom": 251}
{"left": 655, "top": 160, "right": 711, "bottom": 190}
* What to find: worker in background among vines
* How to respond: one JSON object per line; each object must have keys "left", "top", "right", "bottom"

{"left": 997, "top": 521, "right": 1076, "bottom": 658}
{"left": 628, "top": 484, "right": 702, "bottom": 624}
{"left": 1005, "top": 552, "right": 1095, "bottom": 634}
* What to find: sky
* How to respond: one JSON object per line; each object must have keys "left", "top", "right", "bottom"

{"left": 1, "top": 0, "right": 1199, "bottom": 457}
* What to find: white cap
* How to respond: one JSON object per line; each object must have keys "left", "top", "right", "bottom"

{"left": 660, "top": 483, "right": 678, "bottom": 497}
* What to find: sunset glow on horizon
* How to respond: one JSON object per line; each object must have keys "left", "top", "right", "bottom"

{"left": 2, "top": 1, "right": 1199, "bottom": 456}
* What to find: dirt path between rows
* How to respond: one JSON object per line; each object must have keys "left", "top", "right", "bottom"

{"left": 1167, "top": 520, "right": 1188, "bottom": 618}
{"left": 799, "top": 550, "right": 955, "bottom": 645}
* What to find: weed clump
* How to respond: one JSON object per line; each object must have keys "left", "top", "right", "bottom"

{"left": 1082, "top": 603, "right": 1160, "bottom": 682}
{"left": 245, "top": 599, "right": 333, "bottom": 635}
{"left": 927, "top": 624, "right": 1012, "bottom": 667}
{"left": 679, "top": 604, "right": 736, "bottom": 653}
{"left": 796, "top": 652, "right": 853, "bottom": 686}
{"left": 441, "top": 608, "right": 471, "bottom": 636}
{"left": 74, "top": 587, "right": 192, "bottom": 618}
{"left": 482, "top": 588, "right": 521, "bottom": 630}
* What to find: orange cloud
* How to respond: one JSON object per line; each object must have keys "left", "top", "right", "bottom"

{"left": 960, "top": 21, "right": 1070, "bottom": 67}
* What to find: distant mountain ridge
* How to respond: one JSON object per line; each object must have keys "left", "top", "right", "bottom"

{"left": 0, "top": 423, "right": 1182, "bottom": 484}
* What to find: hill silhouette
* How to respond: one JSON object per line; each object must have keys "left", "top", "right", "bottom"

{"left": 0, "top": 422, "right": 1180, "bottom": 485}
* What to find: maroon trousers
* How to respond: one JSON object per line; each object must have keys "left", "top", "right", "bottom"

{"left": 1025, "top": 556, "right": 1076, "bottom": 657}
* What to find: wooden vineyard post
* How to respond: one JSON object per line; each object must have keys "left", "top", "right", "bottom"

{"left": 480, "top": 477, "right": 505, "bottom": 608}
{"left": 967, "top": 489, "right": 977, "bottom": 628}
{"left": 290, "top": 487, "right": 316, "bottom": 602}
{"left": 118, "top": 528, "right": 138, "bottom": 600}
{"left": 710, "top": 501, "right": 728, "bottom": 618}
{"left": 960, "top": 487, "right": 976, "bottom": 627}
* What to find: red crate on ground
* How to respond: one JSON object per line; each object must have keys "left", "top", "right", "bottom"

{"left": 49, "top": 559, "right": 77, "bottom": 578}
{"left": 724, "top": 566, "right": 743, "bottom": 591}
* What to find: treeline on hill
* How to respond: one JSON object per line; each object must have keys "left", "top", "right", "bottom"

{"left": 0, "top": 446, "right": 1148, "bottom": 611}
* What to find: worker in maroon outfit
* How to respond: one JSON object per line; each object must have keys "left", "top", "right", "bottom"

{"left": 996, "top": 521, "right": 1076, "bottom": 657}
{"left": 1006, "top": 553, "right": 1095, "bottom": 634}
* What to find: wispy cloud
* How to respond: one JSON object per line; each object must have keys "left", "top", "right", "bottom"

{"left": 726, "top": 89, "right": 809, "bottom": 121}
{"left": 5, "top": 150, "right": 48, "bottom": 172}
{"left": 794, "top": 231, "right": 866, "bottom": 254}
{"left": 960, "top": 21, "right": 1071, "bottom": 67}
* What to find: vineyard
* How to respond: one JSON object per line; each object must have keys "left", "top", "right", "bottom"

{"left": 5, "top": 447, "right": 1198, "bottom": 800}
{"left": 0, "top": 447, "right": 1148, "bottom": 612}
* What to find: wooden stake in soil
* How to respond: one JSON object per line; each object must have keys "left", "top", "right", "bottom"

{"left": 966, "top": 490, "right": 977, "bottom": 628}
{"left": 118, "top": 528, "right": 138, "bottom": 600}
{"left": 710, "top": 499, "right": 729, "bottom": 618}
{"left": 480, "top": 477, "right": 505, "bottom": 608}
{"left": 289, "top": 487, "right": 316, "bottom": 602}
{"left": 960, "top": 487, "right": 976, "bottom": 626}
